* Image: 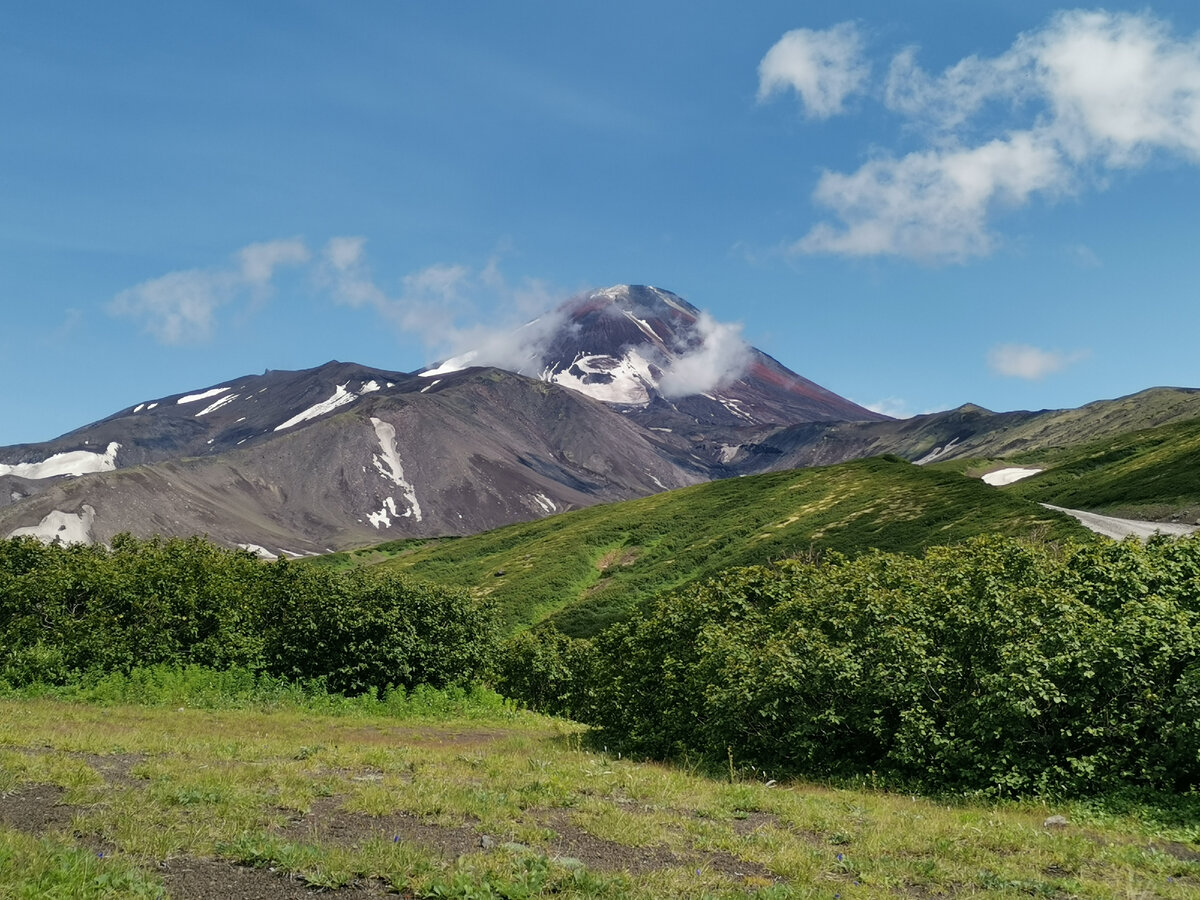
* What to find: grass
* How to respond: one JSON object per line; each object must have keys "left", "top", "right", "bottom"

{"left": 936, "top": 417, "right": 1200, "bottom": 522}
{"left": 1, "top": 691, "right": 1198, "bottom": 898}
{"left": 1001, "top": 418, "right": 1200, "bottom": 520}
{"left": 330, "top": 456, "right": 1092, "bottom": 636}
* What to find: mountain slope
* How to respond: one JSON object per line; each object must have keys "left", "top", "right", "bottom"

{"left": 0, "top": 285, "right": 886, "bottom": 552}
{"left": 0, "top": 368, "right": 703, "bottom": 554}
{"left": 336, "top": 455, "right": 1093, "bottom": 636}
{"left": 995, "top": 416, "right": 1200, "bottom": 522}
{"left": 534, "top": 285, "right": 886, "bottom": 427}
{"left": 732, "top": 387, "right": 1200, "bottom": 475}
{"left": 4, "top": 280, "right": 1198, "bottom": 554}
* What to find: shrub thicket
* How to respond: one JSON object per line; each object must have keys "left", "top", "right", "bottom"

{"left": 0, "top": 535, "right": 498, "bottom": 695}
{"left": 511, "top": 534, "right": 1200, "bottom": 796}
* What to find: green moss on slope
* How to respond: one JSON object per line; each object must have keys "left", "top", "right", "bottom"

{"left": 367, "top": 456, "right": 1090, "bottom": 636}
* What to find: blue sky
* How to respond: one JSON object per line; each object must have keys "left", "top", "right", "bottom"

{"left": 4, "top": 1, "right": 1200, "bottom": 444}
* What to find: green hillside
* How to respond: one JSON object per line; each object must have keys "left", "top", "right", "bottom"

{"left": 991, "top": 416, "right": 1200, "bottom": 521}
{"left": 342, "top": 455, "right": 1091, "bottom": 636}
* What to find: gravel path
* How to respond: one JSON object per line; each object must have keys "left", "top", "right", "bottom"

{"left": 1043, "top": 504, "right": 1200, "bottom": 540}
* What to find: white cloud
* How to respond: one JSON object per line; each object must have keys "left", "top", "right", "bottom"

{"left": 657, "top": 312, "right": 752, "bottom": 398}
{"left": 758, "top": 23, "right": 869, "bottom": 118}
{"left": 798, "top": 131, "right": 1064, "bottom": 261}
{"left": 988, "top": 343, "right": 1087, "bottom": 380}
{"left": 109, "top": 267, "right": 236, "bottom": 344}
{"left": 238, "top": 238, "right": 309, "bottom": 285}
{"left": 782, "top": 10, "right": 1200, "bottom": 263}
{"left": 320, "top": 238, "right": 565, "bottom": 371}
{"left": 1033, "top": 10, "right": 1200, "bottom": 165}
{"left": 862, "top": 397, "right": 913, "bottom": 419}
{"left": 1065, "top": 242, "right": 1102, "bottom": 268}
{"left": 110, "top": 239, "right": 310, "bottom": 343}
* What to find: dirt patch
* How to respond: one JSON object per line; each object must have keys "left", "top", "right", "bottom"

{"left": 0, "top": 783, "right": 76, "bottom": 833}
{"left": 1148, "top": 840, "right": 1200, "bottom": 863}
{"left": 77, "top": 751, "right": 148, "bottom": 787}
{"left": 536, "top": 810, "right": 776, "bottom": 881}
{"left": 276, "top": 796, "right": 481, "bottom": 858}
{"left": 536, "top": 810, "right": 683, "bottom": 875}
{"left": 595, "top": 547, "right": 639, "bottom": 571}
{"left": 157, "top": 857, "right": 397, "bottom": 899}
{"left": 730, "top": 811, "right": 781, "bottom": 836}
{"left": 9, "top": 747, "right": 148, "bottom": 789}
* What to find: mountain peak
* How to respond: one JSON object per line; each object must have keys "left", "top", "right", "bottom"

{"left": 419, "top": 284, "right": 886, "bottom": 426}
{"left": 537, "top": 285, "right": 886, "bottom": 425}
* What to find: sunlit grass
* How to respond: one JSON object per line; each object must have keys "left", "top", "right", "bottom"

{"left": 1, "top": 696, "right": 1198, "bottom": 898}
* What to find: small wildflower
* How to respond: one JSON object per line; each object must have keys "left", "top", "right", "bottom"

{"left": 836, "top": 852, "right": 844, "bottom": 862}
{"left": 393, "top": 835, "right": 400, "bottom": 843}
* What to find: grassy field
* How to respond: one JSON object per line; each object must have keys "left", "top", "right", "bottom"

{"left": 927, "top": 417, "right": 1200, "bottom": 523}
{"left": 2, "top": 694, "right": 1198, "bottom": 899}
{"left": 318, "top": 456, "right": 1091, "bottom": 636}
{"left": 990, "top": 418, "right": 1200, "bottom": 522}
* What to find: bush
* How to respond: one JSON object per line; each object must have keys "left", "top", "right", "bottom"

{"left": 0, "top": 535, "right": 498, "bottom": 696}
{"left": 581, "top": 534, "right": 1200, "bottom": 796}
{"left": 260, "top": 562, "right": 498, "bottom": 695}
{"left": 495, "top": 626, "right": 596, "bottom": 720}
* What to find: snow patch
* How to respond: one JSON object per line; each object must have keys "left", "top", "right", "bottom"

{"left": 716, "top": 395, "right": 755, "bottom": 422}
{"left": 719, "top": 444, "right": 740, "bottom": 464}
{"left": 914, "top": 438, "right": 960, "bottom": 465}
{"left": 9, "top": 505, "right": 96, "bottom": 545}
{"left": 650, "top": 286, "right": 692, "bottom": 314}
{"left": 982, "top": 467, "right": 1043, "bottom": 486}
{"left": 134, "top": 403, "right": 145, "bottom": 413}
{"left": 360, "top": 380, "right": 382, "bottom": 394}
{"left": 148, "top": 402, "right": 158, "bottom": 410}
{"left": 369, "top": 417, "right": 423, "bottom": 522}
{"left": 420, "top": 380, "right": 441, "bottom": 393}
{"left": 237, "top": 543, "right": 278, "bottom": 560}
{"left": 0, "top": 443, "right": 120, "bottom": 480}
{"left": 420, "top": 352, "right": 476, "bottom": 377}
{"left": 622, "top": 309, "right": 660, "bottom": 342}
{"left": 368, "top": 496, "right": 399, "bottom": 528}
{"left": 196, "top": 392, "right": 239, "bottom": 416}
{"left": 530, "top": 493, "right": 556, "bottom": 514}
{"left": 274, "top": 383, "right": 359, "bottom": 431}
{"left": 645, "top": 470, "right": 666, "bottom": 490}
{"left": 544, "top": 349, "right": 656, "bottom": 406}
{"left": 177, "top": 387, "right": 230, "bottom": 405}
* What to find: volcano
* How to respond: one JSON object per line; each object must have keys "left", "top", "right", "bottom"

{"left": 0, "top": 285, "right": 885, "bottom": 553}
{"left": 424, "top": 284, "right": 886, "bottom": 428}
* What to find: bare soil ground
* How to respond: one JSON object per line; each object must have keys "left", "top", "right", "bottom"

{"left": 156, "top": 859, "right": 397, "bottom": 900}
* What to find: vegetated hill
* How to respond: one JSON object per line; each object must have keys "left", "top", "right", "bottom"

{"left": 342, "top": 455, "right": 1092, "bottom": 636}
{"left": 989, "top": 416, "right": 1200, "bottom": 522}
{"left": 732, "top": 386, "right": 1200, "bottom": 473}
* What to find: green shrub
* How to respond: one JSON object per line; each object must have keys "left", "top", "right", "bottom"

{"left": 0, "top": 535, "right": 498, "bottom": 696}
{"left": 581, "top": 534, "right": 1200, "bottom": 796}
{"left": 495, "top": 627, "right": 596, "bottom": 720}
